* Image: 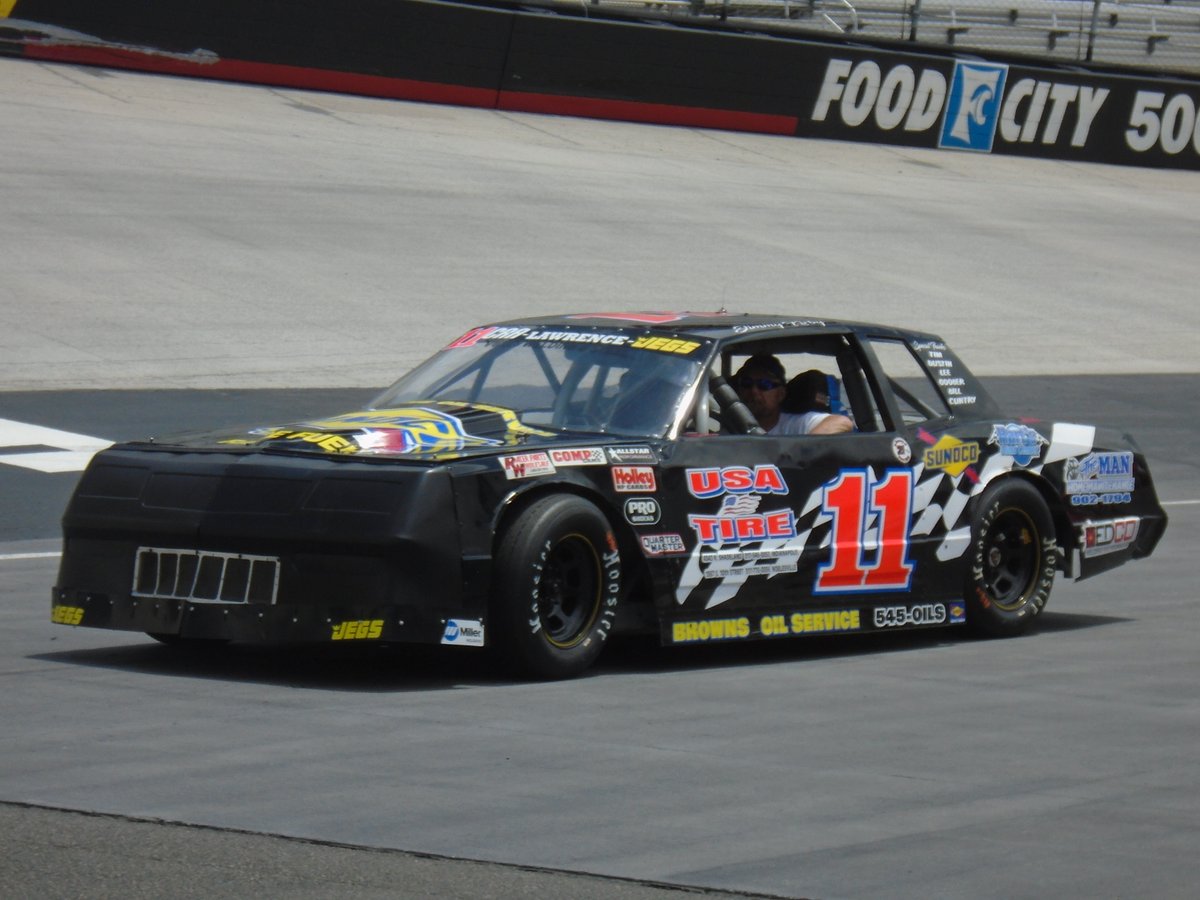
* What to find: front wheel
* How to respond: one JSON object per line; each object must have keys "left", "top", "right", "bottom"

{"left": 491, "top": 495, "right": 621, "bottom": 679}
{"left": 965, "top": 480, "right": 1057, "bottom": 637}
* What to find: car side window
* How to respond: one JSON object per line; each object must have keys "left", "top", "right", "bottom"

{"left": 865, "top": 338, "right": 952, "bottom": 426}
{"left": 688, "top": 338, "right": 875, "bottom": 435}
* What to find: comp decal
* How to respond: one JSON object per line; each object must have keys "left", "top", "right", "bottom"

{"left": 548, "top": 447, "right": 606, "bottom": 466}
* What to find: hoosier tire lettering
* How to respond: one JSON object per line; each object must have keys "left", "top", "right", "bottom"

{"left": 964, "top": 480, "right": 1057, "bottom": 637}
{"left": 492, "top": 495, "right": 621, "bottom": 679}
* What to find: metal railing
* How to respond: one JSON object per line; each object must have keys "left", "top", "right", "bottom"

{"left": 570, "top": 0, "right": 1200, "bottom": 75}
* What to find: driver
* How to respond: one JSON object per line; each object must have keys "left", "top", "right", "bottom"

{"left": 734, "top": 354, "right": 853, "bottom": 436}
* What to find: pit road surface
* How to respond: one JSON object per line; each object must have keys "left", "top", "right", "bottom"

{"left": 1, "top": 56, "right": 1197, "bottom": 899}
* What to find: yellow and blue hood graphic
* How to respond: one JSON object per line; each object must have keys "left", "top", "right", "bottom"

{"left": 209, "top": 403, "right": 552, "bottom": 458}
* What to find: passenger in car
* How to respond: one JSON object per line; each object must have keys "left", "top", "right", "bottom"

{"left": 734, "top": 354, "right": 853, "bottom": 435}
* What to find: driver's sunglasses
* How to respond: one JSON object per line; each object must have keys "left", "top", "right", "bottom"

{"left": 737, "top": 376, "right": 783, "bottom": 391}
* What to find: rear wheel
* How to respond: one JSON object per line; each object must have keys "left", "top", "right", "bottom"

{"left": 965, "top": 480, "right": 1056, "bottom": 636}
{"left": 491, "top": 495, "right": 620, "bottom": 679}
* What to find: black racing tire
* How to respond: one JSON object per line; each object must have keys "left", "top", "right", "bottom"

{"left": 964, "top": 479, "right": 1057, "bottom": 637}
{"left": 491, "top": 495, "right": 621, "bottom": 679}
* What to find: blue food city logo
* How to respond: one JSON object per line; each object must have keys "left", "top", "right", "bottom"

{"left": 940, "top": 61, "right": 1008, "bottom": 152}
{"left": 988, "top": 423, "right": 1048, "bottom": 467}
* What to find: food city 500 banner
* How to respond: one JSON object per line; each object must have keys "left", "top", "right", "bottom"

{"left": 2, "top": 0, "right": 1198, "bottom": 169}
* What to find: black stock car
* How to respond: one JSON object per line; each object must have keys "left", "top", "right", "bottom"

{"left": 53, "top": 313, "right": 1167, "bottom": 677}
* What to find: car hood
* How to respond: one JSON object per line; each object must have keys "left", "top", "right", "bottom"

{"left": 145, "top": 402, "right": 567, "bottom": 460}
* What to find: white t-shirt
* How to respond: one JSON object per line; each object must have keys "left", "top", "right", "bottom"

{"left": 767, "top": 411, "right": 830, "bottom": 436}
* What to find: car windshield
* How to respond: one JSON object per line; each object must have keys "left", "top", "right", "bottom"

{"left": 370, "top": 326, "right": 710, "bottom": 437}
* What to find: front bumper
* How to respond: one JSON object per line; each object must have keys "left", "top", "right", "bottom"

{"left": 51, "top": 587, "right": 482, "bottom": 646}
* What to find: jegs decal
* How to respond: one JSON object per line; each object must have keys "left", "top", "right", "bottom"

{"left": 331, "top": 619, "right": 383, "bottom": 640}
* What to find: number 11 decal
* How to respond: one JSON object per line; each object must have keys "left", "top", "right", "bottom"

{"left": 815, "top": 469, "right": 915, "bottom": 593}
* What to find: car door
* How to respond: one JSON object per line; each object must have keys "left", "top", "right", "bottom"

{"left": 655, "top": 335, "right": 936, "bottom": 644}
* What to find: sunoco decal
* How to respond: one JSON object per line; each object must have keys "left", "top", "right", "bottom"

{"left": 924, "top": 434, "right": 980, "bottom": 477}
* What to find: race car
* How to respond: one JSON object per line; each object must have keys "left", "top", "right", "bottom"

{"left": 53, "top": 312, "right": 1168, "bottom": 678}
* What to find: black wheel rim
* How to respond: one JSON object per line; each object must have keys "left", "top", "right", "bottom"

{"left": 981, "top": 508, "right": 1038, "bottom": 611}
{"left": 540, "top": 533, "right": 602, "bottom": 648}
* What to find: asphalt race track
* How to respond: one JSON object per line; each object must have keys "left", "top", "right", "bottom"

{"left": 2, "top": 56, "right": 1198, "bottom": 899}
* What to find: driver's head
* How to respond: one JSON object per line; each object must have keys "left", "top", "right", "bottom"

{"left": 734, "top": 354, "right": 787, "bottom": 428}
{"left": 791, "top": 369, "right": 832, "bottom": 413}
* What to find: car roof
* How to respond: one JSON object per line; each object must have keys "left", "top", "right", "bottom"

{"left": 494, "top": 312, "right": 941, "bottom": 343}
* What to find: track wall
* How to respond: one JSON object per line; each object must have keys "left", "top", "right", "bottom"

{"left": 3, "top": 0, "right": 1199, "bottom": 169}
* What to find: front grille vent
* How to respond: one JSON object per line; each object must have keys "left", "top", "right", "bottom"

{"left": 132, "top": 547, "right": 280, "bottom": 604}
